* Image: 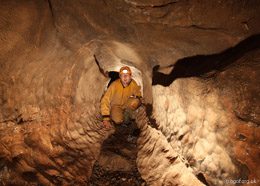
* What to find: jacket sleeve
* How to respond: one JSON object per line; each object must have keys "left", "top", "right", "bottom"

{"left": 101, "top": 85, "right": 113, "bottom": 120}
{"left": 133, "top": 81, "right": 142, "bottom": 98}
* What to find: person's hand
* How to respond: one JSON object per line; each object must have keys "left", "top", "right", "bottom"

{"left": 103, "top": 120, "right": 112, "bottom": 129}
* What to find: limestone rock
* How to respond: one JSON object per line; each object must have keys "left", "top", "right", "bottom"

{"left": 0, "top": 0, "right": 260, "bottom": 185}
{"left": 97, "top": 151, "right": 133, "bottom": 172}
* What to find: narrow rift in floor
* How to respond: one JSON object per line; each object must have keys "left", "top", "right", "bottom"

{"left": 89, "top": 121, "right": 146, "bottom": 186}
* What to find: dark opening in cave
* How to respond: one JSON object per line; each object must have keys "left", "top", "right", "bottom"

{"left": 107, "top": 71, "right": 119, "bottom": 88}
{"left": 197, "top": 173, "right": 210, "bottom": 186}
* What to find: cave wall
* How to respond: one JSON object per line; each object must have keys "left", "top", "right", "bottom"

{"left": 0, "top": 1, "right": 112, "bottom": 185}
{"left": 149, "top": 47, "right": 260, "bottom": 185}
{"left": 0, "top": 0, "right": 260, "bottom": 185}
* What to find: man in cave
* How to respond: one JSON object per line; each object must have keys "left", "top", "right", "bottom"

{"left": 101, "top": 66, "right": 143, "bottom": 128}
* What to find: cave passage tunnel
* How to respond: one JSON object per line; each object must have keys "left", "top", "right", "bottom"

{"left": 0, "top": 0, "right": 260, "bottom": 186}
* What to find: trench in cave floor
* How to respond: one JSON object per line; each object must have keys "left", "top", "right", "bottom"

{"left": 89, "top": 122, "right": 146, "bottom": 186}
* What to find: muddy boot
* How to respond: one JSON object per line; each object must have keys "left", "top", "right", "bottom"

{"left": 123, "top": 108, "right": 134, "bottom": 125}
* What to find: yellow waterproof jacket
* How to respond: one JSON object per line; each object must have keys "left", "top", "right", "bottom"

{"left": 101, "top": 79, "right": 141, "bottom": 120}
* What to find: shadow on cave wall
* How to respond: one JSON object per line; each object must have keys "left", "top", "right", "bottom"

{"left": 152, "top": 34, "right": 260, "bottom": 86}
{"left": 94, "top": 55, "right": 119, "bottom": 88}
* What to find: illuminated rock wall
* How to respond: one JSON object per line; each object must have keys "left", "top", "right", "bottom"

{"left": 0, "top": 0, "right": 260, "bottom": 185}
{"left": 147, "top": 48, "right": 260, "bottom": 185}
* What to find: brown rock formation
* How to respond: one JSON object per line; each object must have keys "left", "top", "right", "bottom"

{"left": 136, "top": 106, "right": 205, "bottom": 186}
{"left": 0, "top": 0, "right": 260, "bottom": 185}
{"left": 151, "top": 45, "right": 260, "bottom": 186}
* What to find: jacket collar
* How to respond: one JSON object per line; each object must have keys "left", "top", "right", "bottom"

{"left": 120, "top": 79, "right": 132, "bottom": 88}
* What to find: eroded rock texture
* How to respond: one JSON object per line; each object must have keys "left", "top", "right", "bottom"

{"left": 136, "top": 106, "right": 205, "bottom": 186}
{"left": 0, "top": 0, "right": 260, "bottom": 185}
{"left": 151, "top": 39, "right": 260, "bottom": 185}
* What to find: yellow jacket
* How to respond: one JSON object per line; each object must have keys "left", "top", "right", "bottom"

{"left": 101, "top": 79, "right": 141, "bottom": 120}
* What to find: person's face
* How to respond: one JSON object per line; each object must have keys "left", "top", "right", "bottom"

{"left": 120, "top": 74, "right": 132, "bottom": 85}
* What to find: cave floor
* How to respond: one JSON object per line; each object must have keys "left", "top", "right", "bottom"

{"left": 89, "top": 122, "right": 146, "bottom": 186}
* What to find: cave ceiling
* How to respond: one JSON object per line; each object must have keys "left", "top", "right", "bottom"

{"left": 2, "top": 0, "right": 260, "bottom": 69}
{"left": 54, "top": 0, "right": 260, "bottom": 67}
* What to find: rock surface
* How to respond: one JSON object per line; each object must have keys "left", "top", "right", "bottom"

{"left": 0, "top": 0, "right": 260, "bottom": 185}
{"left": 136, "top": 106, "right": 205, "bottom": 186}
{"left": 151, "top": 42, "right": 260, "bottom": 185}
{"left": 89, "top": 122, "right": 146, "bottom": 186}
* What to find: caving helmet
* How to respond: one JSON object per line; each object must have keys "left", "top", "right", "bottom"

{"left": 119, "top": 66, "right": 132, "bottom": 75}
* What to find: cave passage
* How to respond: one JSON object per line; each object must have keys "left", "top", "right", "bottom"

{"left": 1, "top": 0, "right": 260, "bottom": 185}
{"left": 89, "top": 120, "right": 144, "bottom": 185}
